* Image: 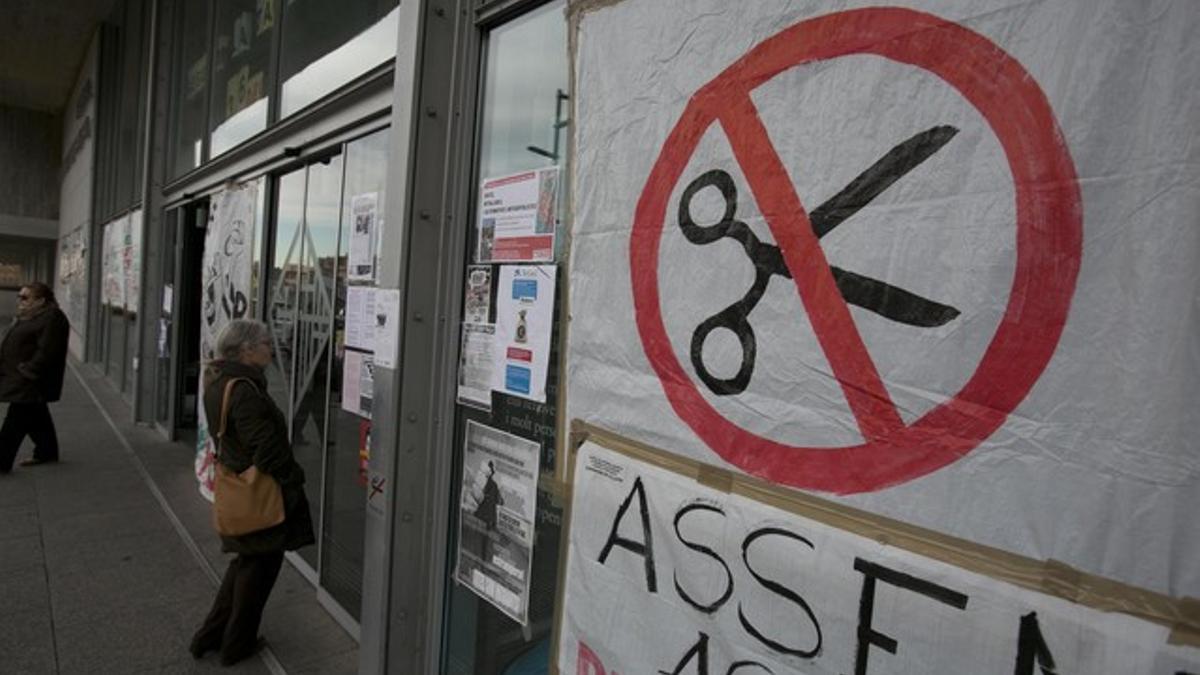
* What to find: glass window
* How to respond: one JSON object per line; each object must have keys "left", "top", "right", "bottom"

{"left": 290, "top": 154, "right": 343, "bottom": 572}
{"left": 322, "top": 127, "right": 389, "bottom": 620}
{"left": 443, "top": 3, "right": 569, "bottom": 673}
{"left": 248, "top": 176, "right": 266, "bottom": 318}
{"left": 117, "top": 0, "right": 147, "bottom": 207}
{"left": 278, "top": 0, "right": 399, "bottom": 118}
{"left": 169, "top": 0, "right": 211, "bottom": 177}
{"left": 268, "top": 168, "right": 306, "bottom": 420}
{"left": 210, "top": 0, "right": 276, "bottom": 156}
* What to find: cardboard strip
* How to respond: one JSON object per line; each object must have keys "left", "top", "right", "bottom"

{"left": 567, "top": 419, "right": 1200, "bottom": 644}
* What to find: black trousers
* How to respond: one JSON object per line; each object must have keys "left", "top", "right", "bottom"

{"left": 0, "top": 401, "right": 59, "bottom": 471}
{"left": 193, "top": 551, "right": 284, "bottom": 662}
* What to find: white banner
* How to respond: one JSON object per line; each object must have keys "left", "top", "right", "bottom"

{"left": 195, "top": 184, "right": 257, "bottom": 499}
{"left": 123, "top": 209, "right": 142, "bottom": 312}
{"left": 558, "top": 439, "right": 1200, "bottom": 674}
{"left": 101, "top": 215, "right": 127, "bottom": 307}
{"left": 566, "top": 0, "right": 1200, "bottom": 599}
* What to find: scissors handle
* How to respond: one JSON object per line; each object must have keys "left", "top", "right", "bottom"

{"left": 678, "top": 170, "right": 739, "bottom": 244}
{"left": 690, "top": 302, "right": 757, "bottom": 396}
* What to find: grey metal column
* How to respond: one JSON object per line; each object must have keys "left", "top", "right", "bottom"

{"left": 133, "top": 0, "right": 167, "bottom": 424}
{"left": 358, "top": 0, "right": 471, "bottom": 671}
{"left": 358, "top": 0, "right": 427, "bottom": 670}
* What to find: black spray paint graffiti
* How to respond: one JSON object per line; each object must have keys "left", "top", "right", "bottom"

{"left": 679, "top": 126, "right": 961, "bottom": 396}
{"left": 588, "top": 481, "right": 1107, "bottom": 674}
{"left": 203, "top": 219, "right": 249, "bottom": 329}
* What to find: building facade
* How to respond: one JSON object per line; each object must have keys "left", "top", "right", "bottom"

{"left": 13, "top": 0, "right": 1200, "bottom": 673}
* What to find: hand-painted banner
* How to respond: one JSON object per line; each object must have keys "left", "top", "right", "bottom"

{"left": 100, "top": 215, "right": 127, "bottom": 308}
{"left": 557, "top": 439, "right": 1200, "bottom": 674}
{"left": 566, "top": 0, "right": 1200, "bottom": 598}
{"left": 195, "top": 184, "right": 257, "bottom": 500}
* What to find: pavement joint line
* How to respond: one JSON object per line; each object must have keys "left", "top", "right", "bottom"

{"left": 34, "top": 462, "right": 62, "bottom": 673}
{"left": 68, "top": 361, "right": 289, "bottom": 675}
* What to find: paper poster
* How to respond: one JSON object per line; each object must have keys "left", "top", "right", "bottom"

{"left": 341, "top": 349, "right": 374, "bottom": 419}
{"left": 345, "top": 285, "right": 377, "bottom": 352}
{"left": 156, "top": 318, "right": 170, "bottom": 359}
{"left": 372, "top": 288, "right": 401, "bottom": 369}
{"left": 348, "top": 192, "right": 378, "bottom": 281}
{"left": 122, "top": 209, "right": 142, "bottom": 312}
{"left": 357, "top": 419, "right": 371, "bottom": 487}
{"left": 455, "top": 421, "right": 542, "bottom": 624}
{"left": 456, "top": 323, "right": 496, "bottom": 409}
{"left": 162, "top": 284, "right": 174, "bottom": 316}
{"left": 475, "top": 167, "right": 559, "bottom": 263}
{"left": 566, "top": 0, "right": 1200, "bottom": 601}
{"left": 463, "top": 265, "right": 492, "bottom": 324}
{"left": 101, "top": 216, "right": 127, "bottom": 307}
{"left": 491, "top": 265, "right": 555, "bottom": 403}
{"left": 195, "top": 183, "right": 257, "bottom": 500}
{"left": 559, "top": 438, "right": 1200, "bottom": 675}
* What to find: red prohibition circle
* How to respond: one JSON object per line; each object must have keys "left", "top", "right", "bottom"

{"left": 630, "top": 7, "right": 1082, "bottom": 494}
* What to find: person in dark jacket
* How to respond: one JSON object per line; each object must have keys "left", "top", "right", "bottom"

{"left": 0, "top": 282, "right": 70, "bottom": 473}
{"left": 190, "top": 319, "right": 315, "bottom": 666}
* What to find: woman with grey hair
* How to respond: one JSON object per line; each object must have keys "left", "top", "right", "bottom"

{"left": 190, "top": 318, "right": 314, "bottom": 665}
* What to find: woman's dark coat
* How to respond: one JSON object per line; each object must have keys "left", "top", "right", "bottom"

{"left": 203, "top": 360, "right": 315, "bottom": 555}
{"left": 0, "top": 305, "right": 70, "bottom": 403}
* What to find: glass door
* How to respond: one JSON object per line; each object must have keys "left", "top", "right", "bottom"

{"left": 267, "top": 154, "right": 344, "bottom": 573}
{"left": 321, "top": 127, "right": 390, "bottom": 622}
{"left": 265, "top": 136, "right": 387, "bottom": 621}
{"left": 442, "top": 2, "right": 570, "bottom": 673}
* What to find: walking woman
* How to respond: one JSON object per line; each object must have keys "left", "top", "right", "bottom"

{"left": 0, "top": 282, "right": 70, "bottom": 473}
{"left": 190, "top": 319, "right": 314, "bottom": 666}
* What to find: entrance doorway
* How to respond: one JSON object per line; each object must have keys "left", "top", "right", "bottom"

{"left": 264, "top": 127, "right": 390, "bottom": 628}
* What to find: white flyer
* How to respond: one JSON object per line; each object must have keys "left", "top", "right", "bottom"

{"left": 463, "top": 265, "right": 492, "bottom": 324}
{"left": 341, "top": 349, "right": 374, "bottom": 419}
{"left": 345, "top": 285, "right": 377, "bottom": 352}
{"left": 491, "top": 265, "right": 555, "bottom": 403}
{"left": 457, "top": 323, "right": 496, "bottom": 409}
{"left": 348, "top": 192, "right": 378, "bottom": 281}
{"left": 373, "top": 288, "right": 401, "bottom": 369}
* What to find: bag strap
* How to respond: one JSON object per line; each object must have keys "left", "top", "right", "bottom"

{"left": 216, "top": 377, "right": 259, "bottom": 460}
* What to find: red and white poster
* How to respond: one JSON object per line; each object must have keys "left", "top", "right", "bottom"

{"left": 565, "top": 0, "right": 1199, "bottom": 618}
{"left": 476, "top": 167, "right": 559, "bottom": 263}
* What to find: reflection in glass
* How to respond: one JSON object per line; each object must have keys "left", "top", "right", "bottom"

{"left": 210, "top": 0, "right": 275, "bottom": 156}
{"left": 322, "top": 127, "right": 389, "bottom": 620}
{"left": 290, "top": 155, "right": 344, "bottom": 571}
{"left": 280, "top": 2, "right": 399, "bottom": 118}
{"left": 268, "top": 169, "right": 305, "bottom": 420}
{"left": 169, "top": 0, "right": 210, "bottom": 177}
{"left": 478, "top": 2, "right": 569, "bottom": 181}
{"left": 248, "top": 176, "right": 266, "bottom": 319}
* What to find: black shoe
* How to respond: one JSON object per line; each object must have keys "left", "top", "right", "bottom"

{"left": 19, "top": 457, "right": 57, "bottom": 467}
{"left": 189, "top": 635, "right": 219, "bottom": 660}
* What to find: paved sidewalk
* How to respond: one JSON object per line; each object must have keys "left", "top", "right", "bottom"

{"left": 0, "top": 361, "right": 359, "bottom": 674}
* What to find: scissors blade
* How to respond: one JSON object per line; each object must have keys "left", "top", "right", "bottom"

{"left": 810, "top": 125, "right": 959, "bottom": 239}
{"left": 831, "top": 266, "right": 960, "bottom": 328}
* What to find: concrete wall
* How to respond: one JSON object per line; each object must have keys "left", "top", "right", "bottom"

{"left": 57, "top": 35, "right": 98, "bottom": 359}
{"left": 0, "top": 104, "right": 62, "bottom": 238}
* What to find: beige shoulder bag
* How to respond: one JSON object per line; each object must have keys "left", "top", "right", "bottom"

{"left": 212, "top": 377, "right": 286, "bottom": 536}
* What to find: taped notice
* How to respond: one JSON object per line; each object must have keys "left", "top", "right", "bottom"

{"left": 558, "top": 438, "right": 1200, "bottom": 674}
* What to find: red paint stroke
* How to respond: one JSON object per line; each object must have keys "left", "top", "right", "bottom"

{"left": 630, "top": 7, "right": 1082, "bottom": 494}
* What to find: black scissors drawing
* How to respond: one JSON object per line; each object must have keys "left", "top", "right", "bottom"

{"left": 680, "top": 125, "right": 961, "bottom": 396}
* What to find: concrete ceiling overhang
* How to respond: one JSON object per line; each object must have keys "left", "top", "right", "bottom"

{"left": 0, "top": 0, "right": 120, "bottom": 113}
